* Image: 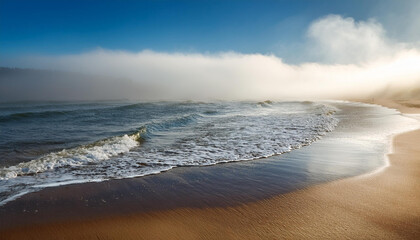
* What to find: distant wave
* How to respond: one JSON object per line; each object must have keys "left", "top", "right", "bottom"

{"left": 145, "top": 113, "right": 202, "bottom": 133}
{"left": 111, "top": 102, "right": 152, "bottom": 111}
{"left": 0, "top": 102, "right": 215, "bottom": 123}
{"left": 0, "top": 110, "right": 74, "bottom": 122}
{"left": 0, "top": 103, "right": 138, "bottom": 122}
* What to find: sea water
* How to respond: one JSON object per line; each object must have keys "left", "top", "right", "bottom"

{"left": 0, "top": 101, "right": 417, "bottom": 205}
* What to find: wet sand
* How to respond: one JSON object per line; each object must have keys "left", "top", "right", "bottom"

{"left": 1, "top": 100, "right": 420, "bottom": 239}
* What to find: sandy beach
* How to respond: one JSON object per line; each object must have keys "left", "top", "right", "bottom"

{"left": 1, "top": 99, "right": 419, "bottom": 239}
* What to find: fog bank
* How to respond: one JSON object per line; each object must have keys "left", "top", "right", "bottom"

{"left": 1, "top": 15, "right": 420, "bottom": 102}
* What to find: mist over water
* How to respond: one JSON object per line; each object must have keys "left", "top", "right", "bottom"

{"left": 1, "top": 15, "right": 420, "bottom": 102}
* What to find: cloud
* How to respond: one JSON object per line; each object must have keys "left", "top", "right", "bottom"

{"left": 307, "top": 15, "right": 396, "bottom": 64}
{"left": 1, "top": 15, "right": 420, "bottom": 102}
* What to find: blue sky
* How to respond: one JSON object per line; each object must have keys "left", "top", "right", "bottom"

{"left": 1, "top": 0, "right": 418, "bottom": 62}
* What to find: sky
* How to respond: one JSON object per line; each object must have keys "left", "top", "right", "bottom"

{"left": 1, "top": 0, "right": 419, "bottom": 61}
{"left": 1, "top": 0, "right": 420, "bottom": 101}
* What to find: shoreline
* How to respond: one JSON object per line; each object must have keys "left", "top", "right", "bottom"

{"left": 1, "top": 100, "right": 420, "bottom": 239}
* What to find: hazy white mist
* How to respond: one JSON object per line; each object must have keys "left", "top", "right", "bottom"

{"left": 1, "top": 15, "right": 420, "bottom": 101}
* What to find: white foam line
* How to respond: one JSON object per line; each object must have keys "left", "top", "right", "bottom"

{"left": 354, "top": 113, "right": 420, "bottom": 180}
{"left": 0, "top": 178, "right": 107, "bottom": 206}
{"left": 0, "top": 191, "right": 30, "bottom": 206}
{"left": 33, "top": 178, "right": 105, "bottom": 188}
{"left": 0, "top": 167, "right": 177, "bottom": 207}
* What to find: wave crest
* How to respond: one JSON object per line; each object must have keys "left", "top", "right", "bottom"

{"left": 0, "top": 128, "right": 145, "bottom": 179}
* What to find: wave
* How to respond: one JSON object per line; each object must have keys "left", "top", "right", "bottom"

{"left": 257, "top": 100, "right": 274, "bottom": 107}
{"left": 111, "top": 102, "right": 152, "bottom": 111}
{"left": 0, "top": 103, "right": 141, "bottom": 122}
{"left": 0, "top": 128, "right": 145, "bottom": 179}
{"left": 0, "top": 110, "right": 74, "bottom": 122}
{"left": 145, "top": 113, "right": 202, "bottom": 134}
{"left": 0, "top": 101, "right": 213, "bottom": 123}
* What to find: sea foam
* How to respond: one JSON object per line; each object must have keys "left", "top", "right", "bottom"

{"left": 0, "top": 132, "right": 142, "bottom": 180}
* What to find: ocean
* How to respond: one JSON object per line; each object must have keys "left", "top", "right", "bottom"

{"left": 0, "top": 101, "right": 417, "bottom": 206}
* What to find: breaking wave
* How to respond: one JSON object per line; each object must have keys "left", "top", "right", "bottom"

{"left": 0, "top": 129, "right": 144, "bottom": 179}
